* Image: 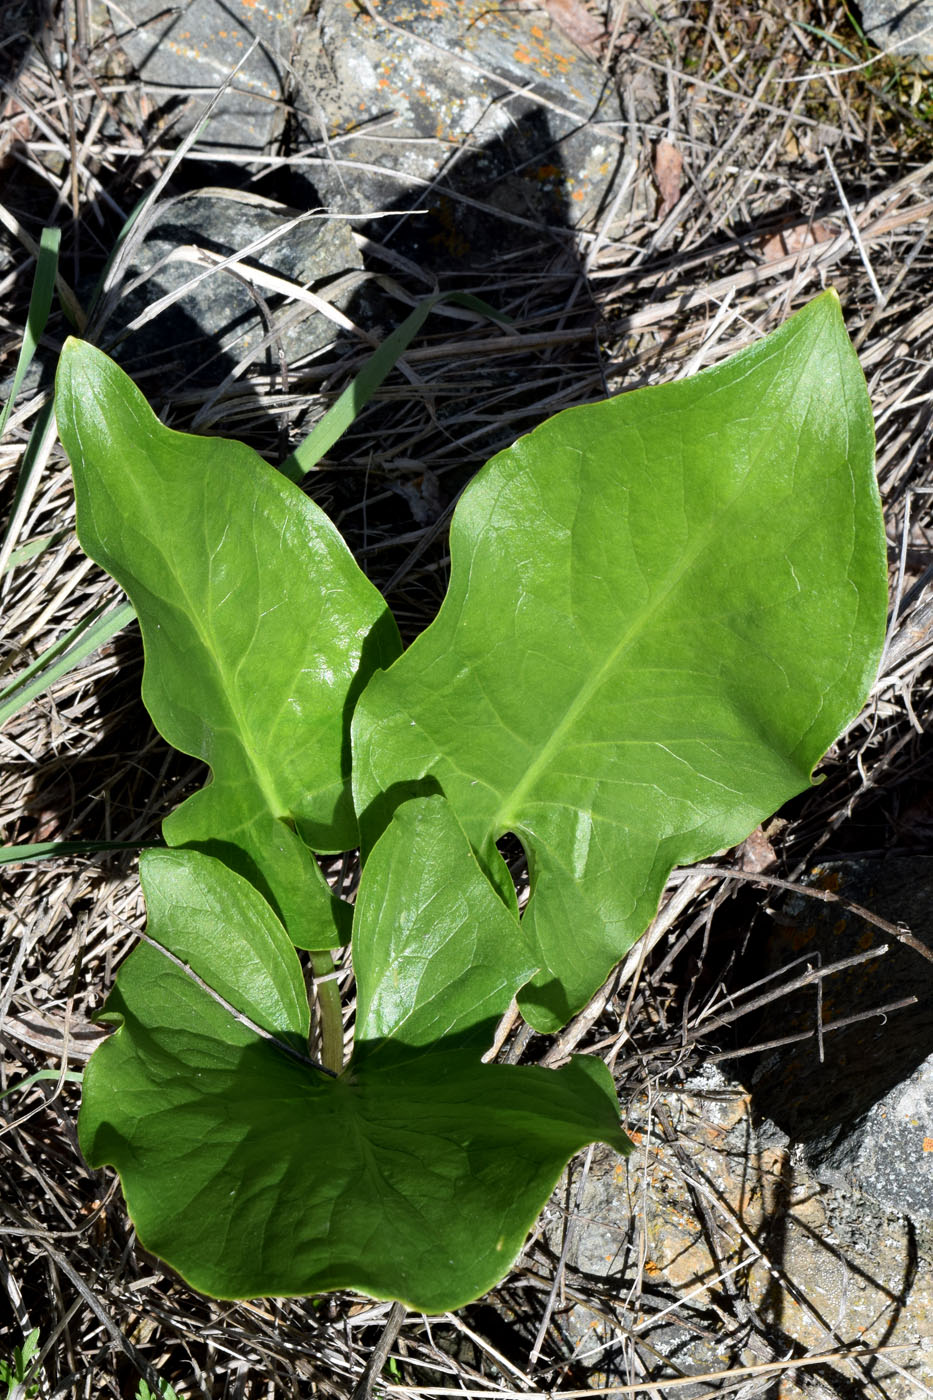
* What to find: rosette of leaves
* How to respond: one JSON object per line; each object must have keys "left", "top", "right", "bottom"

{"left": 56, "top": 290, "right": 886, "bottom": 1310}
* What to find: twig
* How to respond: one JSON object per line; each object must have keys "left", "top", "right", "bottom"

{"left": 692, "top": 863, "right": 933, "bottom": 964}
{"left": 137, "top": 930, "right": 336, "bottom": 1077}
{"left": 351, "top": 1301, "right": 408, "bottom": 1400}
{"left": 380, "top": 1343, "right": 914, "bottom": 1394}
{"left": 823, "top": 146, "right": 883, "bottom": 301}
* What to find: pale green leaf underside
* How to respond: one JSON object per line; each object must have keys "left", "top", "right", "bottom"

{"left": 55, "top": 340, "right": 401, "bottom": 949}
{"left": 79, "top": 836, "right": 627, "bottom": 1311}
{"left": 352, "top": 291, "right": 888, "bottom": 1030}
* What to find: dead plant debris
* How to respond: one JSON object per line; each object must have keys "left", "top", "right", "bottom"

{"left": 2, "top": 1, "right": 933, "bottom": 1396}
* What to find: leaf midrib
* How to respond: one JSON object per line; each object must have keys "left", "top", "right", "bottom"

{"left": 491, "top": 478, "right": 761, "bottom": 836}
{"left": 177, "top": 575, "right": 289, "bottom": 821}
{"left": 114, "top": 466, "right": 291, "bottom": 825}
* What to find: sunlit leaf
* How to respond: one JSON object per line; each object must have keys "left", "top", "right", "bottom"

{"left": 353, "top": 291, "right": 888, "bottom": 1029}
{"left": 79, "top": 842, "right": 627, "bottom": 1311}
{"left": 56, "top": 340, "right": 401, "bottom": 948}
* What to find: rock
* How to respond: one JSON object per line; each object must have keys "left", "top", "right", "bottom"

{"left": 738, "top": 856, "right": 933, "bottom": 1219}
{"left": 541, "top": 1067, "right": 933, "bottom": 1396}
{"left": 858, "top": 2, "right": 933, "bottom": 70}
{"left": 294, "top": 0, "right": 642, "bottom": 274}
{"left": 109, "top": 188, "right": 365, "bottom": 397}
{"left": 0, "top": 0, "right": 53, "bottom": 87}
{"left": 116, "top": 0, "right": 304, "bottom": 150}
{"left": 806, "top": 1051, "right": 933, "bottom": 1218}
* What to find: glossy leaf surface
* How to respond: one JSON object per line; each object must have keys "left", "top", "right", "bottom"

{"left": 56, "top": 340, "right": 401, "bottom": 949}
{"left": 353, "top": 292, "right": 888, "bottom": 1029}
{"left": 79, "top": 840, "right": 628, "bottom": 1311}
{"left": 354, "top": 794, "right": 537, "bottom": 1052}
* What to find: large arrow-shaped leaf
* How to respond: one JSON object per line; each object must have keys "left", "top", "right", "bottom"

{"left": 79, "top": 821, "right": 627, "bottom": 1311}
{"left": 56, "top": 340, "right": 401, "bottom": 949}
{"left": 352, "top": 291, "right": 888, "bottom": 1030}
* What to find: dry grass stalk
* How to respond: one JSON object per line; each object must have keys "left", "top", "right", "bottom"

{"left": 1, "top": 0, "right": 932, "bottom": 1395}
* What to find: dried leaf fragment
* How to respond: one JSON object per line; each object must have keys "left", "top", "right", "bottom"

{"left": 654, "top": 138, "right": 683, "bottom": 220}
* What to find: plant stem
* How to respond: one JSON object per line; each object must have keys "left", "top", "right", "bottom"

{"left": 310, "top": 951, "right": 344, "bottom": 1074}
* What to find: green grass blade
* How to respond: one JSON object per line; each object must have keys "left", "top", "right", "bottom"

{"left": 0, "top": 839, "right": 155, "bottom": 867}
{"left": 0, "top": 601, "right": 136, "bottom": 728}
{"left": 280, "top": 292, "right": 510, "bottom": 481}
{"left": 2, "top": 529, "right": 71, "bottom": 573}
{"left": 0, "top": 600, "right": 134, "bottom": 704}
{"left": 0, "top": 225, "right": 60, "bottom": 440}
{"left": 0, "top": 1069, "right": 84, "bottom": 1103}
{"left": 793, "top": 18, "right": 862, "bottom": 63}
{"left": 0, "top": 400, "right": 58, "bottom": 578}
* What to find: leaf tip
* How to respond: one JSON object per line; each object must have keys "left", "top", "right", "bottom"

{"left": 55, "top": 336, "right": 92, "bottom": 414}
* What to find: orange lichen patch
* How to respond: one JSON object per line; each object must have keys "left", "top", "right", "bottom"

{"left": 814, "top": 868, "right": 842, "bottom": 892}
{"left": 923, "top": 1137, "right": 933, "bottom": 1152}
{"left": 572, "top": 188, "right": 585, "bottom": 201}
{"left": 644, "top": 1258, "right": 660, "bottom": 1275}
{"left": 429, "top": 195, "right": 470, "bottom": 258}
{"left": 514, "top": 44, "right": 533, "bottom": 64}
{"left": 785, "top": 921, "right": 817, "bottom": 951}
{"left": 627, "top": 1130, "right": 643, "bottom": 1145}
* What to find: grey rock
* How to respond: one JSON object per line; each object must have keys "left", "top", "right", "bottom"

{"left": 806, "top": 1051, "right": 933, "bottom": 1217}
{"left": 741, "top": 855, "right": 933, "bottom": 1223}
{"left": 116, "top": 0, "right": 304, "bottom": 150}
{"left": 109, "top": 188, "right": 364, "bottom": 395}
{"left": 538, "top": 1070, "right": 933, "bottom": 1395}
{"left": 294, "top": 0, "right": 638, "bottom": 274}
{"left": 859, "top": 1, "right": 933, "bottom": 68}
{"left": 0, "top": 0, "right": 53, "bottom": 87}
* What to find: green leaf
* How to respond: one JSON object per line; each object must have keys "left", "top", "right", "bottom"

{"left": 79, "top": 842, "right": 627, "bottom": 1312}
{"left": 352, "top": 291, "right": 888, "bottom": 1030}
{"left": 353, "top": 794, "right": 537, "bottom": 1053}
{"left": 0, "top": 1326, "right": 40, "bottom": 1398}
{"left": 132, "top": 848, "right": 311, "bottom": 1044}
{"left": 55, "top": 339, "right": 402, "bottom": 949}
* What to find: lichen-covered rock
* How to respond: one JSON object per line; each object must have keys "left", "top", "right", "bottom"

{"left": 295, "top": 0, "right": 638, "bottom": 271}
{"left": 117, "top": 0, "right": 303, "bottom": 149}
{"left": 542, "top": 1067, "right": 933, "bottom": 1397}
